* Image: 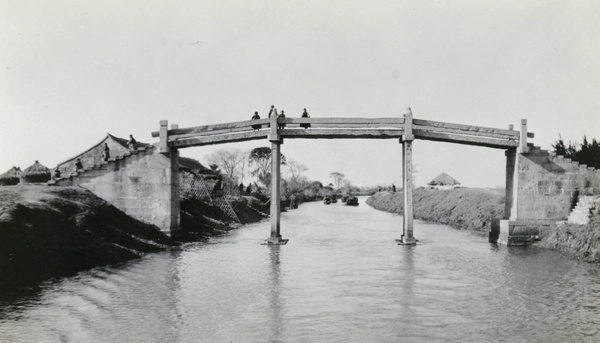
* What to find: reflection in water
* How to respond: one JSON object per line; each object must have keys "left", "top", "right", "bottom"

{"left": 269, "top": 246, "right": 283, "bottom": 341}
{"left": 399, "top": 245, "right": 416, "bottom": 324}
{"left": 1, "top": 198, "right": 599, "bottom": 342}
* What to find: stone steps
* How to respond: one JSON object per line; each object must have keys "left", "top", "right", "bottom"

{"left": 567, "top": 195, "right": 600, "bottom": 225}
{"left": 48, "top": 145, "right": 155, "bottom": 186}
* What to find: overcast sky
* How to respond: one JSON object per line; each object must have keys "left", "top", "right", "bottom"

{"left": 1, "top": 1, "right": 599, "bottom": 188}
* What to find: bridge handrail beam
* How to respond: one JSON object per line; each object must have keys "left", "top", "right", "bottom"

{"left": 414, "top": 130, "right": 519, "bottom": 149}
{"left": 280, "top": 128, "right": 405, "bottom": 139}
{"left": 170, "top": 130, "right": 269, "bottom": 148}
{"left": 413, "top": 118, "right": 519, "bottom": 137}
{"left": 151, "top": 118, "right": 271, "bottom": 138}
{"left": 152, "top": 117, "right": 407, "bottom": 138}
{"left": 414, "top": 124, "right": 518, "bottom": 140}
{"left": 282, "top": 117, "right": 405, "bottom": 127}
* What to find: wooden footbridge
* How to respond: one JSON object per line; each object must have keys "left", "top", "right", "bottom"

{"left": 152, "top": 107, "right": 533, "bottom": 245}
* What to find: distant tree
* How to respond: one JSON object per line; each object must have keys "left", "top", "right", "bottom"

{"left": 249, "top": 147, "right": 286, "bottom": 187}
{"left": 308, "top": 181, "right": 323, "bottom": 190}
{"left": 552, "top": 135, "right": 600, "bottom": 169}
{"left": 329, "top": 171, "right": 345, "bottom": 189}
{"left": 286, "top": 159, "right": 308, "bottom": 183}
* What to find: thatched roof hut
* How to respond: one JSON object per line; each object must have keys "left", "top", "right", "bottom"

{"left": 20, "top": 160, "right": 51, "bottom": 183}
{"left": 428, "top": 172, "right": 461, "bottom": 189}
{"left": 0, "top": 166, "right": 22, "bottom": 186}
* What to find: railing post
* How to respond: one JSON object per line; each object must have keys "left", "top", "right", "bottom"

{"left": 160, "top": 120, "right": 169, "bottom": 154}
{"left": 519, "top": 119, "right": 528, "bottom": 154}
{"left": 397, "top": 107, "right": 416, "bottom": 245}
{"left": 264, "top": 107, "right": 288, "bottom": 245}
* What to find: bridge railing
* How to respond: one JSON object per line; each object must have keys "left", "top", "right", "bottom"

{"left": 152, "top": 114, "right": 533, "bottom": 149}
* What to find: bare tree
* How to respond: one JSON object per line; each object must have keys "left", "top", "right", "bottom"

{"left": 329, "top": 171, "right": 345, "bottom": 189}
{"left": 286, "top": 159, "right": 308, "bottom": 183}
{"left": 237, "top": 149, "right": 250, "bottom": 185}
{"left": 207, "top": 148, "right": 245, "bottom": 183}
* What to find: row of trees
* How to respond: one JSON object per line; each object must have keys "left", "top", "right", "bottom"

{"left": 552, "top": 135, "right": 600, "bottom": 169}
{"left": 205, "top": 147, "right": 368, "bottom": 199}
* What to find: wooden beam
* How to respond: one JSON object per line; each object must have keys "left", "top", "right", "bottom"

{"left": 282, "top": 117, "right": 405, "bottom": 127}
{"left": 279, "top": 128, "right": 404, "bottom": 139}
{"left": 169, "top": 125, "right": 264, "bottom": 140}
{"left": 413, "top": 119, "right": 519, "bottom": 137}
{"left": 281, "top": 122, "right": 406, "bottom": 128}
{"left": 151, "top": 117, "right": 405, "bottom": 137}
{"left": 414, "top": 130, "right": 519, "bottom": 149}
{"left": 170, "top": 130, "right": 268, "bottom": 148}
{"left": 414, "top": 124, "right": 518, "bottom": 140}
{"left": 151, "top": 118, "right": 270, "bottom": 137}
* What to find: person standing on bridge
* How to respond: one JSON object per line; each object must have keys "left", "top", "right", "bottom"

{"left": 251, "top": 111, "right": 261, "bottom": 131}
{"left": 102, "top": 143, "right": 110, "bottom": 161}
{"left": 268, "top": 105, "right": 276, "bottom": 118}
{"left": 127, "top": 135, "right": 137, "bottom": 151}
{"left": 300, "top": 108, "right": 311, "bottom": 129}
{"left": 278, "top": 110, "right": 286, "bottom": 129}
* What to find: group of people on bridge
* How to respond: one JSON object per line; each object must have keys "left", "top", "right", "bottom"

{"left": 251, "top": 106, "right": 311, "bottom": 131}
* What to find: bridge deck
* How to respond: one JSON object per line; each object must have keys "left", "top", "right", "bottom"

{"left": 152, "top": 116, "right": 529, "bottom": 149}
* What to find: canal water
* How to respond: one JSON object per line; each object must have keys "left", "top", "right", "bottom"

{"left": 1, "top": 197, "right": 599, "bottom": 342}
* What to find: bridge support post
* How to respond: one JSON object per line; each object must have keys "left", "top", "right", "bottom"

{"left": 264, "top": 109, "right": 288, "bottom": 245}
{"left": 491, "top": 119, "right": 530, "bottom": 244}
{"left": 504, "top": 147, "right": 517, "bottom": 219}
{"left": 170, "top": 147, "right": 181, "bottom": 234}
{"left": 397, "top": 107, "right": 417, "bottom": 245}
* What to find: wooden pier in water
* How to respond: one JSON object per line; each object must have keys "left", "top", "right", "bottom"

{"left": 152, "top": 107, "right": 532, "bottom": 245}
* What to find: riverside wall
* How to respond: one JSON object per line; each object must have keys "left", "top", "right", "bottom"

{"left": 516, "top": 147, "right": 600, "bottom": 221}
{"left": 491, "top": 146, "right": 600, "bottom": 246}
{"left": 55, "top": 145, "right": 180, "bottom": 235}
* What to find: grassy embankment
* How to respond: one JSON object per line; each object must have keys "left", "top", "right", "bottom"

{"left": 366, "top": 188, "right": 505, "bottom": 232}
{"left": 367, "top": 188, "right": 600, "bottom": 263}
{"left": 0, "top": 185, "right": 268, "bottom": 291}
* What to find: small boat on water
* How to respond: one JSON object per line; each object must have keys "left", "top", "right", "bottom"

{"left": 345, "top": 196, "right": 359, "bottom": 206}
{"left": 323, "top": 197, "right": 332, "bottom": 205}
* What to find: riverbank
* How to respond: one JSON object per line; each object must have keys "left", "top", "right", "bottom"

{"left": 366, "top": 188, "right": 505, "bottom": 232}
{"left": 537, "top": 213, "right": 600, "bottom": 263}
{"left": 366, "top": 188, "right": 600, "bottom": 263}
{"left": 0, "top": 185, "right": 268, "bottom": 292}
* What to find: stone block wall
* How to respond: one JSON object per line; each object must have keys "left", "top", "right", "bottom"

{"left": 516, "top": 146, "right": 600, "bottom": 221}
{"left": 54, "top": 145, "right": 180, "bottom": 236}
